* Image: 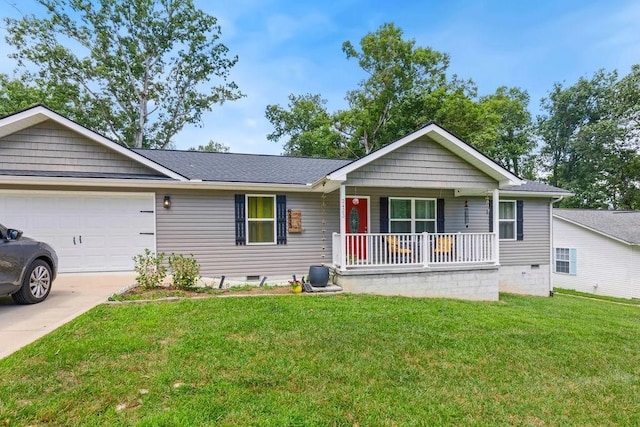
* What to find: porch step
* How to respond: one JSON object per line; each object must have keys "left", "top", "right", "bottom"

{"left": 302, "top": 282, "right": 343, "bottom": 293}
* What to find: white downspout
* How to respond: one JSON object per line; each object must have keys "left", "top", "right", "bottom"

{"left": 549, "top": 196, "right": 564, "bottom": 296}
{"left": 339, "top": 183, "right": 346, "bottom": 270}
{"left": 493, "top": 188, "right": 500, "bottom": 265}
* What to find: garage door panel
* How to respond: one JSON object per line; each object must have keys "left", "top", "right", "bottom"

{"left": 0, "top": 191, "right": 156, "bottom": 273}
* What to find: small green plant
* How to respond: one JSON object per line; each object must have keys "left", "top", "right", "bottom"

{"left": 168, "top": 253, "right": 201, "bottom": 290}
{"left": 133, "top": 249, "right": 167, "bottom": 290}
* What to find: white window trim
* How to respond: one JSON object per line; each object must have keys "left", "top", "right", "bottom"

{"left": 499, "top": 200, "right": 517, "bottom": 241}
{"left": 389, "top": 197, "right": 437, "bottom": 233}
{"left": 246, "top": 194, "right": 276, "bottom": 245}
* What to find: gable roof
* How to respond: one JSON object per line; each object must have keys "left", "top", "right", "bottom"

{"left": 554, "top": 209, "right": 640, "bottom": 245}
{"left": 0, "top": 105, "right": 187, "bottom": 181}
{"left": 323, "top": 122, "right": 524, "bottom": 188}
{"left": 133, "top": 149, "right": 352, "bottom": 185}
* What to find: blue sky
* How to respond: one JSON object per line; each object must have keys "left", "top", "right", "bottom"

{"left": 2, "top": 0, "right": 640, "bottom": 154}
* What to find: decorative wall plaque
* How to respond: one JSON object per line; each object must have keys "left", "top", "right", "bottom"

{"left": 288, "top": 209, "right": 302, "bottom": 233}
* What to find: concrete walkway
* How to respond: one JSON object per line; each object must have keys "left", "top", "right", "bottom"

{"left": 0, "top": 272, "right": 136, "bottom": 359}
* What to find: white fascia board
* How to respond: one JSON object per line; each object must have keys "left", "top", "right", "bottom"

{"left": 552, "top": 214, "right": 632, "bottom": 246}
{"left": 0, "top": 175, "right": 313, "bottom": 192}
{"left": 0, "top": 106, "right": 187, "bottom": 181}
{"left": 325, "top": 123, "right": 524, "bottom": 186}
{"left": 500, "top": 191, "right": 574, "bottom": 198}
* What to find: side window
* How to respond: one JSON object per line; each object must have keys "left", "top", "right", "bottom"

{"left": 555, "top": 247, "right": 577, "bottom": 275}
{"left": 499, "top": 201, "right": 516, "bottom": 240}
{"left": 247, "top": 195, "right": 276, "bottom": 244}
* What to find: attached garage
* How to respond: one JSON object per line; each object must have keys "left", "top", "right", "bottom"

{"left": 0, "top": 190, "right": 156, "bottom": 272}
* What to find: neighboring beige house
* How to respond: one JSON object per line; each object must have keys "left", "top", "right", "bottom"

{"left": 553, "top": 209, "right": 640, "bottom": 299}
{"left": 0, "top": 105, "right": 570, "bottom": 301}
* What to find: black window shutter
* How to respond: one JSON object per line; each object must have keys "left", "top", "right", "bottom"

{"left": 276, "top": 195, "right": 287, "bottom": 244}
{"left": 516, "top": 200, "right": 524, "bottom": 241}
{"left": 488, "top": 200, "right": 493, "bottom": 233}
{"left": 234, "top": 194, "right": 246, "bottom": 245}
{"left": 379, "top": 197, "right": 389, "bottom": 233}
{"left": 436, "top": 199, "right": 445, "bottom": 233}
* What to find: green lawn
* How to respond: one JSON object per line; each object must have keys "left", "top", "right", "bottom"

{"left": 1, "top": 293, "right": 639, "bottom": 426}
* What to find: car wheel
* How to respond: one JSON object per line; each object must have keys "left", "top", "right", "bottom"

{"left": 11, "top": 260, "right": 53, "bottom": 304}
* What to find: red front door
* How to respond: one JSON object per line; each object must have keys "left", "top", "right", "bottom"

{"left": 345, "top": 197, "right": 368, "bottom": 260}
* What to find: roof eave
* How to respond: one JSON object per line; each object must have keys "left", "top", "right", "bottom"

{"left": 500, "top": 190, "right": 574, "bottom": 197}
{"left": 0, "top": 175, "right": 314, "bottom": 192}
{"left": 552, "top": 214, "right": 634, "bottom": 246}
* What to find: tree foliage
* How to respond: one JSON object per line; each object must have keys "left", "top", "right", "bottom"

{"left": 4, "top": 0, "right": 242, "bottom": 148}
{"left": 538, "top": 68, "right": 640, "bottom": 209}
{"left": 0, "top": 73, "right": 80, "bottom": 117}
{"left": 188, "top": 140, "right": 230, "bottom": 153}
{"left": 265, "top": 23, "right": 535, "bottom": 168}
{"left": 265, "top": 94, "right": 348, "bottom": 158}
{"left": 479, "top": 86, "right": 536, "bottom": 178}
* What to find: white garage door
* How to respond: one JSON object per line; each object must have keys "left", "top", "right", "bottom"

{"left": 0, "top": 191, "right": 156, "bottom": 273}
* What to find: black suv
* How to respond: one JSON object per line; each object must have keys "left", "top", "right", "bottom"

{"left": 0, "top": 223, "right": 58, "bottom": 304}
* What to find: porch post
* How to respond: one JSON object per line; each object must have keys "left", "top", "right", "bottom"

{"left": 339, "top": 183, "right": 346, "bottom": 269}
{"left": 492, "top": 188, "right": 500, "bottom": 264}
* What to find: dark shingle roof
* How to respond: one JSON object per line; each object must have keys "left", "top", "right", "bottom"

{"left": 508, "top": 181, "right": 572, "bottom": 194}
{"left": 132, "top": 149, "right": 353, "bottom": 185}
{"left": 131, "top": 149, "right": 572, "bottom": 197}
{"left": 554, "top": 209, "right": 640, "bottom": 244}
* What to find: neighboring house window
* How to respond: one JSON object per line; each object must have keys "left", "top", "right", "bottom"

{"left": 247, "top": 195, "right": 276, "bottom": 244}
{"left": 499, "top": 200, "right": 516, "bottom": 240}
{"left": 555, "top": 248, "right": 570, "bottom": 273}
{"left": 554, "top": 247, "right": 577, "bottom": 275}
{"left": 389, "top": 198, "right": 436, "bottom": 233}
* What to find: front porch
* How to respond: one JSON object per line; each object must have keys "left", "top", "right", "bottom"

{"left": 332, "top": 232, "right": 497, "bottom": 269}
{"left": 331, "top": 232, "right": 500, "bottom": 301}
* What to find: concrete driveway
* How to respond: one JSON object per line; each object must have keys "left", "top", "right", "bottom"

{"left": 0, "top": 272, "right": 136, "bottom": 359}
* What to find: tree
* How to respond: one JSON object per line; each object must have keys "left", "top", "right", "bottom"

{"left": 4, "top": 0, "right": 242, "bottom": 148}
{"left": 265, "top": 93, "right": 348, "bottom": 158}
{"left": 188, "top": 140, "right": 230, "bottom": 153}
{"left": 339, "top": 22, "right": 455, "bottom": 155}
{"left": 479, "top": 86, "right": 536, "bottom": 178}
{"left": 538, "top": 68, "right": 640, "bottom": 208}
{"left": 266, "top": 23, "right": 487, "bottom": 159}
{"left": 0, "top": 73, "right": 80, "bottom": 117}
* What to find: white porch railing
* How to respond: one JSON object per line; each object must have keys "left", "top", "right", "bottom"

{"left": 332, "top": 232, "right": 497, "bottom": 269}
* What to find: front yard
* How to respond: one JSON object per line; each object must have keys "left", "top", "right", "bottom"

{"left": 1, "top": 293, "right": 639, "bottom": 425}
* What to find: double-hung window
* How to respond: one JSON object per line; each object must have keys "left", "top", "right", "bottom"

{"left": 389, "top": 198, "right": 436, "bottom": 233}
{"left": 555, "top": 248, "right": 570, "bottom": 273}
{"left": 247, "top": 195, "right": 275, "bottom": 244}
{"left": 554, "top": 247, "right": 576, "bottom": 275}
{"left": 499, "top": 200, "right": 516, "bottom": 240}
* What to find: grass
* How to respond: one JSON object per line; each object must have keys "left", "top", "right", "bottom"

{"left": 1, "top": 293, "right": 639, "bottom": 426}
{"left": 108, "top": 284, "right": 292, "bottom": 301}
{"left": 554, "top": 287, "right": 640, "bottom": 306}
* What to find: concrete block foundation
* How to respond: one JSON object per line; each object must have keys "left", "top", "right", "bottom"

{"left": 335, "top": 266, "right": 499, "bottom": 301}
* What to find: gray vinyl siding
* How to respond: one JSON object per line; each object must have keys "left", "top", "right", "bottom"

{"left": 349, "top": 187, "right": 489, "bottom": 234}
{"left": 156, "top": 189, "right": 340, "bottom": 278}
{"left": 0, "top": 120, "right": 158, "bottom": 175}
{"left": 345, "top": 136, "right": 497, "bottom": 189}
{"left": 500, "top": 198, "right": 551, "bottom": 265}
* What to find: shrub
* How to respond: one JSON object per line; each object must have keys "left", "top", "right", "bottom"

{"left": 133, "top": 249, "right": 167, "bottom": 289}
{"left": 168, "top": 253, "right": 201, "bottom": 289}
